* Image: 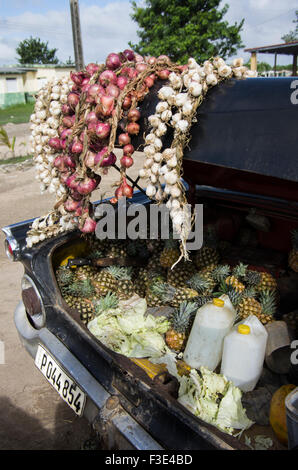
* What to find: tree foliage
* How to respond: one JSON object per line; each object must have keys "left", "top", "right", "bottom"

{"left": 281, "top": 10, "right": 298, "bottom": 43}
{"left": 129, "top": 0, "right": 244, "bottom": 64}
{"left": 16, "top": 36, "right": 59, "bottom": 65}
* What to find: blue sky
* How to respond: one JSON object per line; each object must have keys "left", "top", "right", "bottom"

{"left": 0, "top": 0, "right": 296, "bottom": 67}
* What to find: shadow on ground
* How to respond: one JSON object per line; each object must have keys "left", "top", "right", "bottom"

{"left": 0, "top": 396, "right": 99, "bottom": 450}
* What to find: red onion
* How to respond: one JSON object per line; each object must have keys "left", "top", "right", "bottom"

{"left": 87, "top": 83, "right": 104, "bottom": 100}
{"left": 77, "top": 176, "right": 101, "bottom": 195}
{"left": 146, "top": 56, "right": 156, "bottom": 65}
{"left": 134, "top": 53, "right": 144, "bottom": 63}
{"left": 70, "top": 189, "right": 84, "bottom": 201}
{"left": 70, "top": 71, "right": 84, "bottom": 85}
{"left": 144, "top": 76, "right": 155, "bottom": 88}
{"left": 106, "top": 52, "right": 121, "bottom": 70}
{"left": 99, "top": 70, "right": 117, "bottom": 87}
{"left": 62, "top": 115, "right": 76, "bottom": 128}
{"left": 158, "top": 69, "right": 170, "bottom": 80}
{"left": 128, "top": 108, "right": 141, "bottom": 122}
{"left": 81, "top": 83, "right": 90, "bottom": 94}
{"left": 96, "top": 95, "right": 115, "bottom": 117}
{"left": 84, "top": 151, "right": 96, "bottom": 169}
{"left": 80, "top": 217, "right": 97, "bottom": 233}
{"left": 106, "top": 84, "right": 120, "bottom": 99}
{"left": 121, "top": 67, "right": 137, "bottom": 79}
{"left": 88, "top": 121, "right": 97, "bottom": 132}
{"left": 66, "top": 173, "right": 79, "bottom": 190}
{"left": 115, "top": 186, "right": 124, "bottom": 198}
{"left": 157, "top": 55, "right": 171, "bottom": 64}
{"left": 48, "top": 137, "right": 61, "bottom": 151}
{"left": 64, "top": 197, "right": 82, "bottom": 213}
{"left": 94, "top": 147, "right": 117, "bottom": 167}
{"left": 60, "top": 128, "right": 72, "bottom": 140}
{"left": 123, "top": 144, "right": 134, "bottom": 156}
{"left": 67, "top": 92, "right": 80, "bottom": 109}
{"left": 118, "top": 133, "right": 131, "bottom": 146}
{"left": 122, "top": 95, "right": 132, "bottom": 110}
{"left": 60, "top": 170, "right": 73, "bottom": 185}
{"left": 120, "top": 155, "right": 134, "bottom": 168}
{"left": 86, "top": 62, "right": 100, "bottom": 75}
{"left": 177, "top": 65, "right": 188, "bottom": 72}
{"left": 122, "top": 49, "right": 135, "bottom": 61}
{"left": 121, "top": 178, "right": 133, "bottom": 198}
{"left": 117, "top": 75, "right": 129, "bottom": 90}
{"left": 53, "top": 155, "right": 66, "bottom": 171}
{"left": 71, "top": 140, "right": 83, "bottom": 154}
{"left": 61, "top": 103, "right": 73, "bottom": 115}
{"left": 136, "top": 63, "right": 148, "bottom": 73}
{"left": 127, "top": 122, "right": 140, "bottom": 135}
{"left": 86, "top": 111, "right": 98, "bottom": 125}
{"left": 95, "top": 121, "right": 111, "bottom": 139}
{"left": 64, "top": 154, "right": 76, "bottom": 169}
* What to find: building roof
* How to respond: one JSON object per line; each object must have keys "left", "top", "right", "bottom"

{"left": 0, "top": 67, "right": 35, "bottom": 75}
{"left": 244, "top": 41, "right": 298, "bottom": 55}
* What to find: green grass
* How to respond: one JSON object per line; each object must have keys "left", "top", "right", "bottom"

{"left": 0, "top": 102, "right": 35, "bottom": 125}
{"left": 0, "top": 154, "right": 33, "bottom": 165}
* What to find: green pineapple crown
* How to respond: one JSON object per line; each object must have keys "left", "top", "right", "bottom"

{"left": 258, "top": 289, "right": 277, "bottom": 317}
{"left": 245, "top": 270, "right": 261, "bottom": 287}
{"left": 151, "top": 281, "right": 176, "bottom": 302}
{"left": 214, "top": 280, "right": 243, "bottom": 308}
{"left": 94, "top": 291, "right": 119, "bottom": 315}
{"left": 56, "top": 266, "right": 75, "bottom": 286}
{"left": 66, "top": 278, "right": 95, "bottom": 299}
{"left": 210, "top": 264, "right": 231, "bottom": 283}
{"left": 232, "top": 262, "right": 248, "bottom": 280}
{"left": 186, "top": 273, "right": 212, "bottom": 294}
{"left": 104, "top": 266, "right": 133, "bottom": 280}
{"left": 171, "top": 301, "right": 198, "bottom": 333}
{"left": 88, "top": 249, "right": 104, "bottom": 260}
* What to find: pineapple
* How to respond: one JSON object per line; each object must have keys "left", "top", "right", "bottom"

{"left": 165, "top": 301, "right": 198, "bottom": 352}
{"left": 225, "top": 262, "right": 247, "bottom": 293}
{"left": 106, "top": 240, "right": 127, "bottom": 259}
{"left": 238, "top": 296, "right": 263, "bottom": 321}
{"left": 92, "top": 268, "right": 118, "bottom": 296}
{"left": 112, "top": 267, "right": 135, "bottom": 300}
{"left": 245, "top": 269, "right": 262, "bottom": 288}
{"left": 74, "top": 265, "right": 97, "bottom": 282}
{"left": 151, "top": 281, "right": 198, "bottom": 308}
{"left": 133, "top": 267, "right": 150, "bottom": 297}
{"left": 186, "top": 272, "right": 215, "bottom": 295}
{"left": 65, "top": 278, "right": 96, "bottom": 300}
{"left": 56, "top": 266, "right": 75, "bottom": 295}
{"left": 210, "top": 264, "right": 231, "bottom": 284}
{"left": 256, "top": 271, "right": 277, "bottom": 293}
{"left": 167, "top": 261, "right": 196, "bottom": 288}
{"left": 289, "top": 230, "right": 298, "bottom": 272}
{"left": 159, "top": 238, "right": 180, "bottom": 268}
{"left": 258, "top": 289, "right": 277, "bottom": 324}
{"left": 63, "top": 294, "right": 95, "bottom": 325}
{"left": 194, "top": 247, "right": 220, "bottom": 270}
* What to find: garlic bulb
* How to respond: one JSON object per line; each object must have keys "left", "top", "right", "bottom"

{"left": 206, "top": 73, "right": 218, "bottom": 86}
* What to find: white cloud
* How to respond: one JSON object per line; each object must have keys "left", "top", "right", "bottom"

{"left": 0, "top": 0, "right": 296, "bottom": 67}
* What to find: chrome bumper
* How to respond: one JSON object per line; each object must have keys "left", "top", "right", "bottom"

{"left": 14, "top": 301, "right": 163, "bottom": 450}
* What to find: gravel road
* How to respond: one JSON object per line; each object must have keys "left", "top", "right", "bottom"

{"left": 0, "top": 124, "right": 146, "bottom": 450}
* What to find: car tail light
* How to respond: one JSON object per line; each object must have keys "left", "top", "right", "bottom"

{"left": 21, "top": 275, "right": 46, "bottom": 329}
{"left": 4, "top": 238, "right": 18, "bottom": 261}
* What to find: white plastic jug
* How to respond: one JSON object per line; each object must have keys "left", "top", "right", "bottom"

{"left": 220, "top": 315, "right": 268, "bottom": 392}
{"left": 183, "top": 295, "right": 237, "bottom": 371}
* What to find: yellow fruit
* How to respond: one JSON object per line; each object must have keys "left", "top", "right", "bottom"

{"left": 269, "top": 384, "right": 296, "bottom": 446}
{"left": 225, "top": 275, "right": 245, "bottom": 292}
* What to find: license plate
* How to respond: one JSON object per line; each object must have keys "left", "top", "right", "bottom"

{"left": 35, "top": 345, "right": 86, "bottom": 416}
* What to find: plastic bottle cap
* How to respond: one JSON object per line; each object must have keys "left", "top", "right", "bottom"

{"left": 238, "top": 324, "right": 250, "bottom": 335}
{"left": 212, "top": 298, "right": 224, "bottom": 307}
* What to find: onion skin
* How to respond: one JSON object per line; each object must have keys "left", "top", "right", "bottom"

{"left": 71, "top": 140, "right": 83, "bottom": 154}
{"left": 62, "top": 115, "right": 76, "bottom": 128}
{"left": 67, "top": 92, "right": 80, "bottom": 109}
{"left": 94, "top": 147, "right": 117, "bottom": 167}
{"left": 80, "top": 217, "right": 97, "bottom": 233}
{"left": 48, "top": 137, "right": 62, "bottom": 151}
{"left": 106, "top": 53, "right": 121, "bottom": 70}
{"left": 95, "top": 121, "right": 111, "bottom": 139}
{"left": 96, "top": 94, "right": 115, "bottom": 117}
{"left": 157, "top": 69, "right": 170, "bottom": 80}
{"left": 76, "top": 176, "right": 101, "bottom": 195}
{"left": 121, "top": 178, "right": 134, "bottom": 198}
{"left": 118, "top": 133, "right": 131, "bottom": 146}
{"left": 64, "top": 197, "right": 82, "bottom": 213}
{"left": 126, "top": 122, "right": 140, "bottom": 135}
{"left": 106, "top": 84, "right": 120, "bottom": 99}
{"left": 122, "top": 49, "right": 135, "bottom": 61}
{"left": 99, "top": 70, "right": 117, "bottom": 87}
{"left": 86, "top": 62, "right": 100, "bottom": 75}
{"left": 122, "top": 95, "right": 132, "bottom": 110}
{"left": 127, "top": 108, "right": 141, "bottom": 122}
{"left": 120, "top": 155, "right": 134, "bottom": 168}
{"left": 123, "top": 144, "right": 134, "bottom": 156}
{"left": 117, "top": 75, "right": 129, "bottom": 90}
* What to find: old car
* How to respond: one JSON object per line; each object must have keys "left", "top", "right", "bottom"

{"left": 3, "top": 76, "right": 298, "bottom": 450}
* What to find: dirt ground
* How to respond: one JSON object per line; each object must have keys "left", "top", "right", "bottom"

{"left": 0, "top": 123, "right": 146, "bottom": 450}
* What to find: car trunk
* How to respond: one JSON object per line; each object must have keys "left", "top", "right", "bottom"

{"left": 47, "top": 77, "right": 297, "bottom": 450}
